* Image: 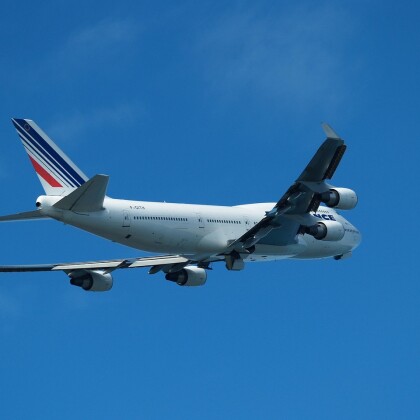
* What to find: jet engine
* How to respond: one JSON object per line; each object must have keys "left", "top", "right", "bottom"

{"left": 69, "top": 270, "right": 113, "bottom": 292}
{"left": 305, "top": 220, "right": 345, "bottom": 241}
{"left": 165, "top": 267, "right": 207, "bottom": 286}
{"left": 320, "top": 188, "right": 358, "bottom": 210}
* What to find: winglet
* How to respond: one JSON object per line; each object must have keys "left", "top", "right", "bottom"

{"left": 321, "top": 123, "right": 341, "bottom": 139}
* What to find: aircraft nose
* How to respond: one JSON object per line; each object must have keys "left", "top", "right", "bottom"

{"left": 353, "top": 227, "right": 362, "bottom": 248}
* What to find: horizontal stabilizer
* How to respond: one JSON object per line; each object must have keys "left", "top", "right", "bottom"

{"left": 53, "top": 174, "right": 109, "bottom": 212}
{"left": 0, "top": 210, "right": 49, "bottom": 222}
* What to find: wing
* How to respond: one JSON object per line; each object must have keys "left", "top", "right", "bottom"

{"left": 227, "top": 123, "right": 346, "bottom": 251}
{"left": 0, "top": 255, "right": 190, "bottom": 274}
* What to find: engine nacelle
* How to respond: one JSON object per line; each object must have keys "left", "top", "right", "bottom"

{"left": 306, "top": 220, "right": 345, "bottom": 241}
{"left": 321, "top": 188, "right": 358, "bottom": 210}
{"left": 69, "top": 270, "right": 113, "bottom": 292}
{"left": 165, "top": 267, "right": 207, "bottom": 286}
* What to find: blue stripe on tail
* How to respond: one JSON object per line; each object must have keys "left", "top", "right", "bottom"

{"left": 13, "top": 119, "right": 85, "bottom": 187}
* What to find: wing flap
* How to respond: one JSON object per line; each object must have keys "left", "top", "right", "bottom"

{"left": 129, "top": 256, "right": 189, "bottom": 268}
{"left": 52, "top": 260, "right": 128, "bottom": 271}
{"left": 323, "top": 144, "right": 346, "bottom": 180}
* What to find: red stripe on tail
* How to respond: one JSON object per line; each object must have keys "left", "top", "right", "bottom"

{"left": 28, "top": 156, "right": 62, "bottom": 187}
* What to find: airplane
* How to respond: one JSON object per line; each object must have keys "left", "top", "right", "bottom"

{"left": 0, "top": 118, "right": 361, "bottom": 291}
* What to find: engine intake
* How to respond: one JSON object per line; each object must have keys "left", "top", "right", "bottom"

{"left": 165, "top": 267, "right": 207, "bottom": 286}
{"left": 320, "top": 188, "right": 358, "bottom": 210}
{"left": 69, "top": 270, "right": 113, "bottom": 292}
{"left": 305, "top": 220, "right": 345, "bottom": 241}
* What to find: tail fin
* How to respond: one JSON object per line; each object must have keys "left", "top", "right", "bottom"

{"left": 11, "top": 118, "right": 88, "bottom": 196}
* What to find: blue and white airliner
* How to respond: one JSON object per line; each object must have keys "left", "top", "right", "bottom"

{"left": 0, "top": 119, "right": 361, "bottom": 291}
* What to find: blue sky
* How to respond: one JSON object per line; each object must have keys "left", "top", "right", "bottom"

{"left": 0, "top": 1, "right": 419, "bottom": 418}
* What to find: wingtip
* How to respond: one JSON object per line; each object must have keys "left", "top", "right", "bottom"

{"left": 321, "top": 122, "right": 341, "bottom": 139}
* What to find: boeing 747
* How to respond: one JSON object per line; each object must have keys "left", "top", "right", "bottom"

{"left": 0, "top": 119, "right": 361, "bottom": 291}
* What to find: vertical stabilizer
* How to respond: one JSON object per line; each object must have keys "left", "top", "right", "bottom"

{"left": 11, "top": 118, "right": 88, "bottom": 196}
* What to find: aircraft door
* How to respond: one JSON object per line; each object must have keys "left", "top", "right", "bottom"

{"left": 122, "top": 210, "right": 131, "bottom": 227}
{"left": 196, "top": 213, "right": 205, "bottom": 229}
{"left": 243, "top": 216, "right": 251, "bottom": 231}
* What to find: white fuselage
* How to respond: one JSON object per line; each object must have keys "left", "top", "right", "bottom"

{"left": 37, "top": 196, "right": 361, "bottom": 262}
